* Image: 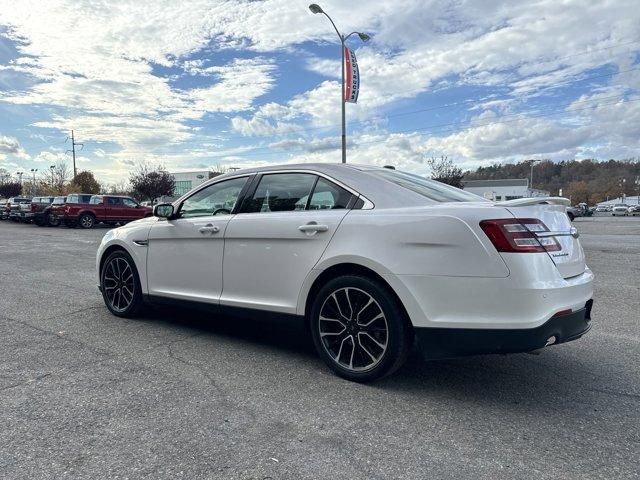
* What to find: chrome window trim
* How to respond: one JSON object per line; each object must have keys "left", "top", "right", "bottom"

{"left": 174, "top": 169, "right": 375, "bottom": 211}
{"left": 248, "top": 169, "right": 374, "bottom": 210}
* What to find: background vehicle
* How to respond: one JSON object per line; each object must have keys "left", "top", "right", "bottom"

{"left": 595, "top": 205, "right": 608, "bottom": 212}
{"left": 19, "top": 196, "right": 54, "bottom": 224}
{"left": 628, "top": 205, "right": 640, "bottom": 216}
{"left": 0, "top": 199, "right": 7, "bottom": 220}
{"left": 566, "top": 203, "right": 592, "bottom": 221}
{"left": 47, "top": 196, "right": 67, "bottom": 226}
{"left": 55, "top": 193, "right": 93, "bottom": 227}
{"left": 611, "top": 204, "right": 629, "bottom": 216}
{"left": 71, "top": 195, "right": 152, "bottom": 228}
{"left": 97, "top": 163, "right": 594, "bottom": 382}
{"left": 7, "top": 197, "right": 31, "bottom": 222}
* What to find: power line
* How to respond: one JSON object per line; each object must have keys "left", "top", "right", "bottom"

{"left": 221, "top": 65, "right": 640, "bottom": 142}
{"left": 201, "top": 94, "right": 640, "bottom": 160}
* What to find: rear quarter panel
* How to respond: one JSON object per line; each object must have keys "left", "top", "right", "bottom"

{"left": 316, "top": 205, "right": 512, "bottom": 277}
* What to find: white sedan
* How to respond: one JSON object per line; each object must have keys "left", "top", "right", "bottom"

{"left": 96, "top": 164, "right": 594, "bottom": 382}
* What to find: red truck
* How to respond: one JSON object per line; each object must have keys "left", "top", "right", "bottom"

{"left": 62, "top": 194, "right": 152, "bottom": 228}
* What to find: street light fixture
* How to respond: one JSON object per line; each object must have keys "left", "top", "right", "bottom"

{"left": 309, "top": 3, "right": 370, "bottom": 163}
{"left": 50, "top": 164, "right": 56, "bottom": 188}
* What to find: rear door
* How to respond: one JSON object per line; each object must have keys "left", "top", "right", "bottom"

{"left": 506, "top": 204, "right": 586, "bottom": 278}
{"left": 222, "top": 173, "right": 354, "bottom": 313}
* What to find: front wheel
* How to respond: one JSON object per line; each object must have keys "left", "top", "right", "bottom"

{"left": 100, "top": 250, "right": 144, "bottom": 317}
{"left": 310, "top": 275, "right": 413, "bottom": 382}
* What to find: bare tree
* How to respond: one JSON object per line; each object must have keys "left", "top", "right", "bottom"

{"left": 427, "top": 155, "right": 464, "bottom": 188}
{"left": 53, "top": 162, "right": 70, "bottom": 194}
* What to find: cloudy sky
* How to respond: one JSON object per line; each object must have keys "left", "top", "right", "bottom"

{"left": 0, "top": 0, "right": 639, "bottom": 184}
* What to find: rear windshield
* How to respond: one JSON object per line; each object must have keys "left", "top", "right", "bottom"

{"left": 368, "top": 169, "right": 485, "bottom": 203}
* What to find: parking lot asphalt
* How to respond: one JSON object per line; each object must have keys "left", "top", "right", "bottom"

{"left": 0, "top": 217, "right": 639, "bottom": 480}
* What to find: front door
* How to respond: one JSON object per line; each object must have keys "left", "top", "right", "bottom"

{"left": 146, "top": 176, "right": 249, "bottom": 303}
{"left": 222, "top": 173, "right": 354, "bottom": 313}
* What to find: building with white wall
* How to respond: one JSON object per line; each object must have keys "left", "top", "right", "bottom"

{"left": 170, "top": 170, "right": 211, "bottom": 196}
{"left": 462, "top": 179, "right": 549, "bottom": 201}
{"left": 597, "top": 196, "right": 640, "bottom": 207}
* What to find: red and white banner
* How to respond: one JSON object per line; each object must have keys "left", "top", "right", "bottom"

{"left": 344, "top": 46, "right": 359, "bottom": 103}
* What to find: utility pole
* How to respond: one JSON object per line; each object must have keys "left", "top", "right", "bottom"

{"left": 66, "top": 130, "right": 83, "bottom": 179}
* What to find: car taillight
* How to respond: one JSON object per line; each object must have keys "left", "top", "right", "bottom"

{"left": 479, "top": 218, "right": 560, "bottom": 253}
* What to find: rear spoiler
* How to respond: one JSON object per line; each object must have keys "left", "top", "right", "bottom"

{"left": 494, "top": 196, "right": 570, "bottom": 207}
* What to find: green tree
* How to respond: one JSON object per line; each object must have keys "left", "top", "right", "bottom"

{"left": 68, "top": 171, "right": 101, "bottom": 194}
{"left": 0, "top": 181, "right": 22, "bottom": 198}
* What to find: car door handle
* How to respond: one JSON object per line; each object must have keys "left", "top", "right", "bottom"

{"left": 298, "top": 223, "right": 329, "bottom": 233}
{"left": 199, "top": 224, "right": 220, "bottom": 234}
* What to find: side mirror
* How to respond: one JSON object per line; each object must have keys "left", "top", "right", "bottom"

{"left": 153, "top": 203, "right": 174, "bottom": 219}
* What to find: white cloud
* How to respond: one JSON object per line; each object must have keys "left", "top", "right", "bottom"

{"left": 0, "top": 0, "right": 639, "bottom": 182}
{"left": 0, "top": 134, "right": 29, "bottom": 160}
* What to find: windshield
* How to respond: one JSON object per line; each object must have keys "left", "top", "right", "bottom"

{"left": 368, "top": 169, "right": 485, "bottom": 203}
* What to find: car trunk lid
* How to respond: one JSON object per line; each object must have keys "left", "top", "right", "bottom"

{"left": 496, "top": 197, "right": 586, "bottom": 278}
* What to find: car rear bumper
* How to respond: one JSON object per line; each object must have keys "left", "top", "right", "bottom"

{"left": 415, "top": 300, "right": 592, "bottom": 360}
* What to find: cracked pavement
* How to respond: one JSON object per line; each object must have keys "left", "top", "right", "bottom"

{"left": 0, "top": 217, "right": 638, "bottom": 479}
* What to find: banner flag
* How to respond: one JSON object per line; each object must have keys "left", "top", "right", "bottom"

{"left": 344, "top": 46, "right": 360, "bottom": 103}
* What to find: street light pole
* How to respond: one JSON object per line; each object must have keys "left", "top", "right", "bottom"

{"left": 529, "top": 159, "right": 541, "bottom": 192}
{"left": 309, "top": 4, "right": 369, "bottom": 163}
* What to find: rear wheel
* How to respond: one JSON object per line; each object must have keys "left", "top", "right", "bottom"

{"left": 310, "top": 275, "right": 413, "bottom": 382}
{"left": 49, "top": 215, "right": 61, "bottom": 227}
{"left": 79, "top": 213, "right": 95, "bottom": 229}
{"left": 100, "top": 250, "right": 144, "bottom": 317}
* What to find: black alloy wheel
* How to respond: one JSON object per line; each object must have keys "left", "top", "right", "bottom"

{"left": 100, "top": 250, "right": 144, "bottom": 317}
{"left": 310, "top": 275, "right": 413, "bottom": 382}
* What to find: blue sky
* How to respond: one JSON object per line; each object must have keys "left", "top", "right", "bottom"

{"left": 0, "top": 0, "right": 639, "bottom": 185}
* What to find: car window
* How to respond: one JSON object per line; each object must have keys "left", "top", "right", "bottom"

{"left": 368, "top": 168, "right": 485, "bottom": 203}
{"left": 90, "top": 196, "right": 103, "bottom": 204}
{"left": 122, "top": 198, "right": 137, "bottom": 208}
{"left": 53, "top": 197, "right": 65, "bottom": 204}
{"left": 179, "top": 176, "right": 248, "bottom": 218}
{"left": 107, "top": 197, "right": 120, "bottom": 205}
{"left": 244, "top": 173, "right": 316, "bottom": 213}
{"left": 308, "top": 178, "right": 353, "bottom": 210}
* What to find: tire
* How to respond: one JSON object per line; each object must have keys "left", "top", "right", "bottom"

{"left": 49, "top": 215, "right": 61, "bottom": 227}
{"left": 78, "top": 213, "right": 95, "bottom": 229}
{"left": 310, "top": 275, "right": 413, "bottom": 382}
{"left": 100, "top": 249, "right": 144, "bottom": 317}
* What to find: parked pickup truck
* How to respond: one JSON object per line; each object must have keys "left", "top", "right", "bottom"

{"left": 39, "top": 196, "right": 66, "bottom": 226}
{"left": 18, "top": 196, "right": 54, "bottom": 224}
{"left": 50, "top": 193, "right": 93, "bottom": 227}
{"left": 70, "top": 194, "right": 152, "bottom": 228}
{"left": 7, "top": 197, "right": 31, "bottom": 222}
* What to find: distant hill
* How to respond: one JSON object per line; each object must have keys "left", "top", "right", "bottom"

{"left": 463, "top": 159, "right": 640, "bottom": 204}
